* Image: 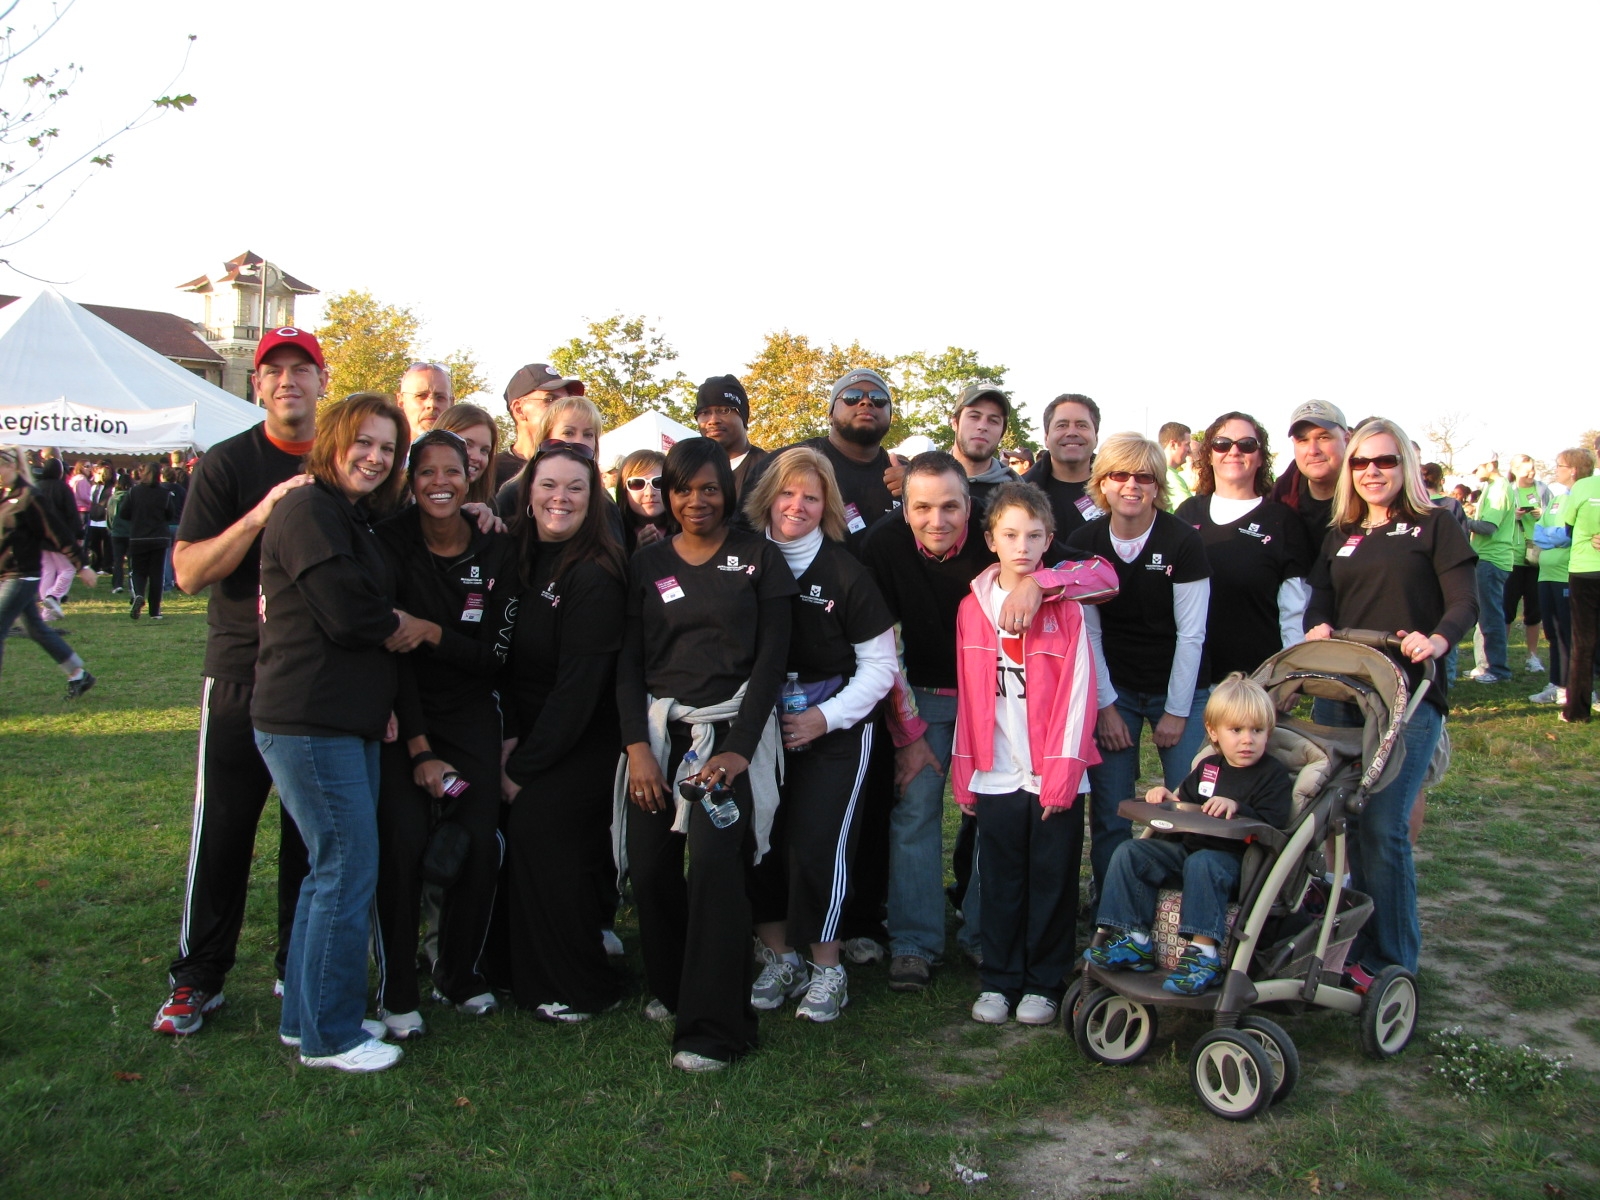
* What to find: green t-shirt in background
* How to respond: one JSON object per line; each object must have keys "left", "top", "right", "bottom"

{"left": 1471, "top": 476, "right": 1518, "bottom": 571}
{"left": 1536, "top": 493, "right": 1575, "bottom": 583}
{"left": 1566, "top": 475, "right": 1600, "bottom": 577}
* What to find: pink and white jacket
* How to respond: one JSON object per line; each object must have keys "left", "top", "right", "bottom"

{"left": 952, "top": 563, "right": 1100, "bottom": 808}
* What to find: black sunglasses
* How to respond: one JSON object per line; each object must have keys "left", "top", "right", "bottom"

{"left": 1348, "top": 454, "right": 1401, "bottom": 471}
{"left": 535, "top": 438, "right": 595, "bottom": 461}
{"left": 624, "top": 475, "right": 662, "bottom": 492}
{"left": 1210, "top": 436, "right": 1261, "bottom": 455}
{"left": 1105, "top": 470, "right": 1159, "bottom": 485}
{"left": 836, "top": 388, "right": 890, "bottom": 409}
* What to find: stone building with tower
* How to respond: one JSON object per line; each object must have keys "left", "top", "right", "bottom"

{"left": 176, "top": 251, "right": 319, "bottom": 401}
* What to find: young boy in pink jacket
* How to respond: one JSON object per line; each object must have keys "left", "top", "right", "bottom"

{"left": 952, "top": 482, "right": 1101, "bottom": 1026}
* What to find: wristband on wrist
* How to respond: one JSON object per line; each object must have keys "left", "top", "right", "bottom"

{"left": 410, "top": 750, "right": 440, "bottom": 769}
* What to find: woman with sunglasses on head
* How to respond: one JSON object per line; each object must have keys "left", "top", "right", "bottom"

{"left": 1174, "top": 414, "right": 1312, "bottom": 680}
{"left": 0, "top": 445, "right": 98, "bottom": 695}
{"left": 495, "top": 438, "right": 629, "bottom": 1022}
{"left": 433, "top": 403, "right": 502, "bottom": 509}
{"left": 252, "top": 393, "right": 425, "bottom": 1073}
{"left": 619, "top": 437, "right": 797, "bottom": 1071}
{"left": 1304, "top": 418, "right": 1477, "bottom": 979}
{"left": 1065, "top": 432, "right": 1212, "bottom": 897}
{"left": 616, "top": 448, "right": 671, "bottom": 553}
{"left": 370, "top": 429, "right": 517, "bottom": 1039}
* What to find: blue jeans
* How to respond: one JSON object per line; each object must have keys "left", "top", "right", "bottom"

{"left": 255, "top": 731, "right": 380, "bottom": 1057}
{"left": 1084, "top": 686, "right": 1212, "bottom": 893}
{"left": 1314, "top": 698, "right": 1443, "bottom": 973}
{"left": 0, "top": 575, "right": 76, "bottom": 680}
{"left": 1096, "top": 837, "right": 1241, "bottom": 944}
{"left": 1473, "top": 559, "right": 1511, "bottom": 680}
{"left": 888, "top": 688, "right": 957, "bottom": 962}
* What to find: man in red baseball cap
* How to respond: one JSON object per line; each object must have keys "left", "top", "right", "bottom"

{"left": 153, "top": 326, "right": 330, "bottom": 1037}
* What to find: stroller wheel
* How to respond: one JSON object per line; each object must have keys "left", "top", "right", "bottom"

{"left": 1359, "top": 966, "right": 1418, "bottom": 1059}
{"left": 1062, "top": 978, "right": 1087, "bottom": 1029}
{"left": 1073, "top": 986, "right": 1158, "bottom": 1065}
{"left": 1237, "top": 1015, "right": 1300, "bottom": 1104}
{"left": 1189, "top": 1029, "right": 1274, "bottom": 1120}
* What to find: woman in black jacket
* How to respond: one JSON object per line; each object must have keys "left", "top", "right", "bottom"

{"left": 123, "top": 461, "right": 175, "bottom": 620}
{"left": 371, "top": 430, "right": 516, "bottom": 1038}
{"left": 253, "top": 393, "right": 422, "bottom": 1073}
{"left": 497, "top": 440, "right": 629, "bottom": 1022}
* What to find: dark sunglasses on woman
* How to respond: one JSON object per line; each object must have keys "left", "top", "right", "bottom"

{"left": 1210, "top": 436, "right": 1261, "bottom": 455}
{"left": 1348, "top": 454, "right": 1401, "bottom": 470}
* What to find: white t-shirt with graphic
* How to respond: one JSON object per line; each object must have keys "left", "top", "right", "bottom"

{"left": 969, "top": 580, "right": 1041, "bottom": 796}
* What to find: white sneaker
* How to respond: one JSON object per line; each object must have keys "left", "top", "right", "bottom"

{"left": 601, "top": 929, "right": 624, "bottom": 957}
{"left": 971, "top": 991, "right": 1011, "bottom": 1024}
{"left": 751, "top": 946, "right": 809, "bottom": 1010}
{"left": 795, "top": 964, "right": 849, "bottom": 1023}
{"left": 1526, "top": 654, "right": 1545, "bottom": 673}
{"left": 534, "top": 999, "right": 621, "bottom": 1023}
{"left": 643, "top": 998, "right": 672, "bottom": 1022}
{"left": 671, "top": 1049, "right": 726, "bottom": 1073}
{"left": 379, "top": 1009, "right": 427, "bottom": 1040}
{"left": 300, "top": 1036, "right": 402, "bottom": 1073}
{"left": 280, "top": 1017, "right": 388, "bottom": 1047}
{"left": 842, "top": 937, "right": 886, "bottom": 966}
{"left": 434, "top": 989, "right": 497, "bottom": 1015}
{"left": 1015, "top": 994, "right": 1060, "bottom": 1026}
{"left": 273, "top": 978, "right": 284, "bottom": 998}
{"left": 1528, "top": 684, "right": 1562, "bottom": 704}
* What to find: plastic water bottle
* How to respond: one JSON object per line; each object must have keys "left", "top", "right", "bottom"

{"left": 682, "top": 750, "right": 739, "bottom": 829}
{"left": 781, "top": 672, "right": 809, "bottom": 752}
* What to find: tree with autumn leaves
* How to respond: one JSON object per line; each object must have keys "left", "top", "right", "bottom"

{"left": 313, "top": 290, "right": 486, "bottom": 415}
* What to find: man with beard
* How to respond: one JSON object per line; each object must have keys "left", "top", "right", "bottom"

{"left": 947, "top": 385, "right": 1019, "bottom": 522}
{"left": 1022, "top": 393, "right": 1103, "bottom": 541}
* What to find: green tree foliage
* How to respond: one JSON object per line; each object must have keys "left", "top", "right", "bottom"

{"left": 0, "top": 6, "right": 197, "bottom": 261}
{"left": 550, "top": 314, "right": 693, "bottom": 429}
{"left": 890, "top": 346, "right": 1028, "bottom": 451}
{"left": 740, "top": 330, "right": 896, "bottom": 449}
{"left": 313, "top": 289, "right": 485, "bottom": 414}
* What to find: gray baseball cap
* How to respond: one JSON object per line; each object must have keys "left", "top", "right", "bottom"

{"left": 1287, "top": 399, "right": 1347, "bottom": 434}
{"left": 829, "top": 368, "right": 892, "bottom": 405}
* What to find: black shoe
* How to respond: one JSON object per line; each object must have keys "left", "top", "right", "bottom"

{"left": 888, "top": 955, "right": 931, "bottom": 992}
{"left": 130, "top": 596, "right": 143, "bottom": 620}
{"left": 65, "top": 671, "right": 96, "bottom": 700}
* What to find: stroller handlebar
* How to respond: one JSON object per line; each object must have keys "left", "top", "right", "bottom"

{"left": 1117, "top": 799, "right": 1289, "bottom": 853}
{"left": 1331, "top": 627, "right": 1438, "bottom": 689}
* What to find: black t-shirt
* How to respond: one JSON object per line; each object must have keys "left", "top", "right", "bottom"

{"left": 1066, "top": 510, "right": 1210, "bottom": 695}
{"left": 1171, "top": 752, "right": 1293, "bottom": 855}
{"left": 1022, "top": 459, "right": 1104, "bottom": 544}
{"left": 750, "top": 439, "right": 899, "bottom": 558}
{"left": 499, "top": 542, "right": 627, "bottom": 786}
{"left": 1174, "top": 495, "right": 1311, "bottom": 682}
{"left": 252, "top": 482, "right": 400, "bottom": 740}
{"left": 1296, "top": 489, "right": 1335, "bottom": 555}
{"left": 375, "top": 508, "right": 516, "bottom": 741}
{"left": 789, "top": 539, "right": 895, "bottom": 684}
{"left": 861, "top": 513, "right": 996, "bottom": 690}
{"left": 623, "top": 525, "right": 798, "bottom": 718}
{"left": 1306, "top": 508, "right": 1478, "bottom": 713}
{"left": 176, "top": 425, "right": 306, "bottom": 684}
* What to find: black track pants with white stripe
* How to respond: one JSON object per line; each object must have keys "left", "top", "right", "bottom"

{"left": 168, "top": 677, "right": 310, "bottom": 993}
{"left": 749, "top": 720, "right": 874, "bottom": 950}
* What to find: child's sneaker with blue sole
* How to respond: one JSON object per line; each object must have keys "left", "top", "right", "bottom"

{"left": 1085, "top": 932, "right": 1156, "bottom": 972}
{"left": 1162, "top": 944, "right": 1223, "bottom": 995}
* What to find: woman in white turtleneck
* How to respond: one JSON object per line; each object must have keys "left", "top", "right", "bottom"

{"left": 740, "top": 447, "right": 898, "bottom": 1024}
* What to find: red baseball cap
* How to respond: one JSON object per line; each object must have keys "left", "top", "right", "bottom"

{"left": 255, "top": 326, "right": 326, "bottom": 369}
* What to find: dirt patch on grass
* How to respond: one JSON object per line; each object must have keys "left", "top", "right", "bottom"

{"left": 1001, "top": 1112, "right": 1265, "bottom": 1198}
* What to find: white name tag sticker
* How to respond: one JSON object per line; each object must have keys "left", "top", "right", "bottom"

{"left": 1336, "top": 535, "right": 1364, "bottom": 558}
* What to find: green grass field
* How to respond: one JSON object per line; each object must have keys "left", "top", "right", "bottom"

{"left": 2, "top": 587, "right": 1597, "bottom": 1199}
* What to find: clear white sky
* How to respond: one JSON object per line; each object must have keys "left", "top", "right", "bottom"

{"left": 7, "top": 1, "right": 1596, "bottom": 466}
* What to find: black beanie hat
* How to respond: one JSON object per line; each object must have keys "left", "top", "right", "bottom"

{"left": 696, "top": 375, "right": 749, "bottom": 425}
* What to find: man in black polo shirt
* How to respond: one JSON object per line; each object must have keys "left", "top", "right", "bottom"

{"left": 153, "top": 327, "right": 326, "bottom": 1036}
{"left": 860, "top": 453, "right": 1049, "bottom": 991}
{"left": 948, "top": 384, "right": 1019, "bottom": 522}
{"left": 1022, "top": 393, "right": 1103, "bottom": 542}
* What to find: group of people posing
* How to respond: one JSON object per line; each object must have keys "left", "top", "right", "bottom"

{"left": 43, "top": 322, "right": 1577, "bottom": 1078}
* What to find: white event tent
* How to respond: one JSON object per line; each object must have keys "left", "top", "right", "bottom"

{"left": 598, "top": 409, "right": 698, "bottom": 467}
{"left": 0, "top": 289, "right": 265, "bottom": 453}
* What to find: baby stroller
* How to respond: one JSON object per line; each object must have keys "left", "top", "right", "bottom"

{"left": 1069, "top": 630, "right": 1435, "bottom": 1119}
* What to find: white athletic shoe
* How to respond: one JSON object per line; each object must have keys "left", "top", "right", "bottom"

{"left": 1528, "top": 684, "right": 1563, "bottom": 705}
{"left": 434, "top": 989, "right": 497, "bottom": 1015}
{"left": 842, "top": 937, "right": 886, "bottom": 966}
{"left": 379, "top": 1009, "right": 427, "bottom": 1040}
{"left": 1015, "top": 994, "right": 1060, "bottom": 1026}
{"left": 281, "top": 1018, "right": 388, "bottom": 1047}
{"left": 300, "top": 1036, "right": 402, "bottom": 1073}
{"left": 601, "top": 929, "right": 624, "bottom": 957}
{"left": 1526, "top": 654, "right": 1545, "bottom": 673}
{"left": 644, "top": 998, "right": 672, "bottom": 1022}
{"left": 671, "top": 1050, "right": 726, "bottom": 1073}
{"left": 795, "top": 965, "right": 849, "bottom": 1023}
{"left": 970, "top": 991, "right": 1011, "bottom": 1024}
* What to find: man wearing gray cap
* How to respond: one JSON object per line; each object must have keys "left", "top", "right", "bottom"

{"left": 1270, "top": 400, "right": 1349, "bottom": 551}
{"left": 948, "top": 384, "right": 1019, "bottom": 522}
{"left": 493, "top": 363, "right": 584, "bottom": 508}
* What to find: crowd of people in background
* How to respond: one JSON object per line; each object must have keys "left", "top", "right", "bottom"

{"left": 5, "top": 325, "right": 1599, "bottom": 1078}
